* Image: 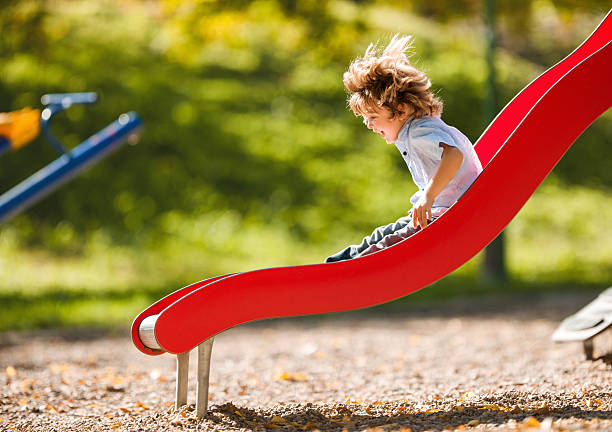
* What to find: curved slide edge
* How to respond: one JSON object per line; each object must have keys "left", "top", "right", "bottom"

{"left": 474, "top": 9, "right": 611, "bottom": 165}
{"left": 131, "top": 273, "right": 237, "bottom": 355}
{"left": 151, "top": 40, "right": 612, "bottom": 354}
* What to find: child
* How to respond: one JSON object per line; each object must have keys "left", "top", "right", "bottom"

{"left": 325, "top": 35, "right": 483, "bottom": 263}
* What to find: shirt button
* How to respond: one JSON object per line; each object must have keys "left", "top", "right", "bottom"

{"left": 403, "top": 151, "right": 407, "bottom": 155}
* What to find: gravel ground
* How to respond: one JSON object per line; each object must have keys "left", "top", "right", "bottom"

{"left": 1, "top": 291, "right": 611, "bottom": 431}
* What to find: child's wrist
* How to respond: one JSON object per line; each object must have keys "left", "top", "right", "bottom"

{"left": 424, "top": 188, "right": 437, "bottom": 202}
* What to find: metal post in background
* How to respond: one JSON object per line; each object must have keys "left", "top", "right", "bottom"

{"left": 482, "top": 0, "right": 507, "bottom": 283}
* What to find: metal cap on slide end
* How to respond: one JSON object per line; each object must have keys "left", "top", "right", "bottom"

{"left": 138, "top": 314, "right": 162, "bottom": 350}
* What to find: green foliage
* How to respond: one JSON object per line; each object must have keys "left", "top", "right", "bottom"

{"left": 1, "top": 0, "right": 608, "bottom": 238}
{"left": 0, "top": 1, "right": 610, "bottom": 330}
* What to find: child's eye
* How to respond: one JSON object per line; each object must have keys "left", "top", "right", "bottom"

{"left": 363, "top": 116, "right": 377, "bottom": 125}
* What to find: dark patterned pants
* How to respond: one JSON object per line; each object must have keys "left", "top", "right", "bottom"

{"left": 325, "top": 215, "right": 436, "bottom": 263}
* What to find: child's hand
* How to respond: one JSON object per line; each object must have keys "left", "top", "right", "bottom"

{"left": 412, "top": 194, "right": 434, "bottom": 229}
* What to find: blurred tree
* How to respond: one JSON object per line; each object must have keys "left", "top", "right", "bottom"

{"left": 481, "top": 0, "right": 506, "bottom": 283}
{"left": 0, "top": 0, "right": 49, "bottom": 104}
{"left": 0, "top": 0, "right": 608, "bottom": 257}
{"left": 0, "top": 0, "right": 49, "bottom": 57}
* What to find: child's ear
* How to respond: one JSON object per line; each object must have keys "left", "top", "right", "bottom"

{"left": 397, "top": 103, "right": 410, "bottom": 119}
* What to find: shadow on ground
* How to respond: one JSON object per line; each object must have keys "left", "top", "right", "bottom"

{"left": 196, "top": 400, "right": 612, "bottom": 431}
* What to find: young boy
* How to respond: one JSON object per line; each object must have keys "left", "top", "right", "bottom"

{"left": 325, "top": 35, "right": 483, "bottom": 263}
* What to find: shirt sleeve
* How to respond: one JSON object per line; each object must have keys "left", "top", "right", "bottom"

{"left": 409, "top": 119, "right": 457, "bottom": 161}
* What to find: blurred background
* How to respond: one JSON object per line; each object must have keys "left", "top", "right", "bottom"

{"left": 0, "top": 0, "right": 610, "bottom": 330}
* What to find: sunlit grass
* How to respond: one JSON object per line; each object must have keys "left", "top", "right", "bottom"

{"left": 0, "top": 178, "right": 610, "bottom": 330}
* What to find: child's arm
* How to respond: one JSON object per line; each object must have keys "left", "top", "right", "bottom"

{"left": 412, "top": 143, "right": 463, "bottom": 229}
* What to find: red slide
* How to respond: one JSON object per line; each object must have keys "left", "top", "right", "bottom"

{"left": 133, "top": 13, "right": 612, "bottom": 356}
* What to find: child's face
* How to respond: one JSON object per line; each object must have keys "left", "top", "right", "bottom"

{"left": 363, "top": 107, "right": 409, "bottom": 144}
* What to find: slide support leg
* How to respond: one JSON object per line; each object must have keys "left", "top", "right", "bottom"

{"left": 583, "top": 338, "right": 594, "bottom": 361}
{"left": 196, "top": 337, "right": 215, "bottom": 418}
{"left": 176, "top": 351, "right": 190, "bottom": 409}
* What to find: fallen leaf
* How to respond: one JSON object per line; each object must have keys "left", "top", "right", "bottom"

{"left": 276, "top": 372, "right": 308, "bottom": 382}
{"left": 271, "top": 416, "right": 287, "bottom": 424}
{"left": 534, "top": 403, "right": 551, "bottom": 414}
{"left": 460, "top": 392, "right": 476, "bottom": 401}
{"left": 5, "top": 366, "right": 17, "bottom": 377}
{"left": 466, "top": 419, "right": 480, "bottom": 426}
{"left": 303, "top": 421, "right": 319, "bottom": 430}
{"left": 523, "top": 417, "right": 540, "bottom": 427}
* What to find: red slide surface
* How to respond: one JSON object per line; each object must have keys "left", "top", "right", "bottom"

{"left": 133, "top": 14, "right": 612, "bottom": 355}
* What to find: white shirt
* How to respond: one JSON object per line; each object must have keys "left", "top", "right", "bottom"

{"left": 394, "top": 116, "right": 483, "bottom": 215}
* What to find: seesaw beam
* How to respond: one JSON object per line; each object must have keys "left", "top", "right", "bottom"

{"left": 0, "top": 112, "right": 142, "bottom": 224}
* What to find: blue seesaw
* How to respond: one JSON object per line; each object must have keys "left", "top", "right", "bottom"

{"left": 0, "top": 92, "right": 143, "bottom": 223}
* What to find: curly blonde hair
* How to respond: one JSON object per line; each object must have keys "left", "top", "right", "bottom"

{"left": 343, "top": 34, "right": 443, "bottom": 119}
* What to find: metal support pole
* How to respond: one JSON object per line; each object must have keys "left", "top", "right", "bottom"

{"left": 176, "top": 351, "right": 190, "bottom": 409}
{"left": 583, "top": 338, "right": 594, "bottom": 360}
{"left": 196, "top": 338, "right": 215, "bottom": 418}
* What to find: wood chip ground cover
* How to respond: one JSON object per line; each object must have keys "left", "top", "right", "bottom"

{"left": 0, "top": 292, "right": 610, "bottom": 431}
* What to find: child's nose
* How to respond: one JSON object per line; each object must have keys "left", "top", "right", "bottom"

{"left": 366, "top": 119, "right": 374, "bottom": 129}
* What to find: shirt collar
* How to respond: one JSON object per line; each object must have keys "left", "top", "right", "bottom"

{"left": 395, "top": 116, "right": 415, "bottom": 148}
